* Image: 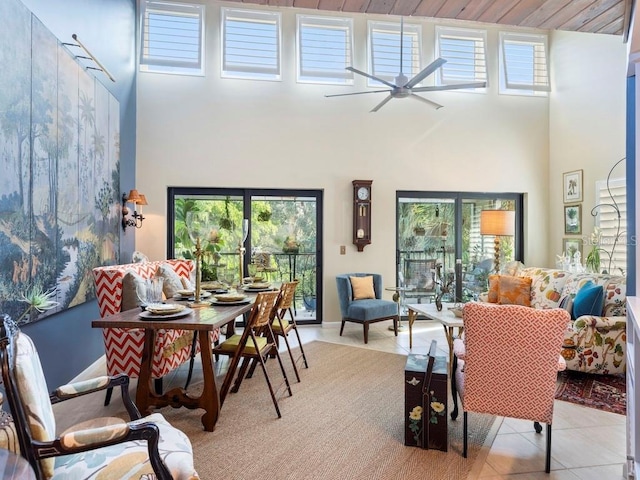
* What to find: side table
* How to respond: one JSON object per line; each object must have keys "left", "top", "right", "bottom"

{"left": 385, "top": 286, "right": 409, "bottom": 331}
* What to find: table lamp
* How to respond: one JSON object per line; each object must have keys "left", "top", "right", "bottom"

{"left": 480, "top": 210, "right": 515, "bottom": 274}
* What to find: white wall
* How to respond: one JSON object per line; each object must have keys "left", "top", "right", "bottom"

{"left": 549, "top": 30, "right": 627, "bottom": 265}
{"left": 135, "top": 1, "right": 623, "bottom": 323}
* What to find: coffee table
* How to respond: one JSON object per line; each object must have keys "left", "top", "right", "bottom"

{"left": 406, "top": 303, "right": 464, "bottom": 371}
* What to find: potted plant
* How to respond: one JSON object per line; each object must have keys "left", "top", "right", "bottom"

{"left": 283, "top": 235, "right": 300, "bottom": 254}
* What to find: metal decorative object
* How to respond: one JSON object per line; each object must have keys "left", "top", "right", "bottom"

{"left": 588, "top": 157, "right": 625, "bottom": 274}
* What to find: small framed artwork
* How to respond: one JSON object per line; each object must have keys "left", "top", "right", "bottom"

{"left": 564, "top": 204, "right": 582, "bottom": 234}
{"left": 563, "top": 170, "right": 583, "bottom": 203}
{"left": 563, "top": 237, "right": 582, "bottom": 258}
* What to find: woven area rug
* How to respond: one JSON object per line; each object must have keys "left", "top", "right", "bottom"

{"left": 55, "top": 341, "right": 497, "bottom": 479}
{"left": 555, "top": 370, "right": 626, "bottom": 415}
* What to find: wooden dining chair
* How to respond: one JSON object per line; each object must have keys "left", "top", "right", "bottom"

{"left": 270, "top": 280, "right": 309, "bottom": 382}
{"left": 212, "top": 291, "right": 293, "bottom": 418}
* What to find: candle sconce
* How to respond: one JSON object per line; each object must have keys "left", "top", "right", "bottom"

{"left": 121, "top": 189, "right": 147, "bottom": 231}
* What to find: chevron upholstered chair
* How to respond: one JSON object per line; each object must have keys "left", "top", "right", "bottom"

{"left": 93, "top": 259, "right": 219, "bottom": 405}
{"left": 451, "top": 302, "right": 569, "bottom": 473}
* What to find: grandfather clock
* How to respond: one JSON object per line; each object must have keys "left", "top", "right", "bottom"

{"left": 352, "top": 180, "right": 372, "bottom": 252}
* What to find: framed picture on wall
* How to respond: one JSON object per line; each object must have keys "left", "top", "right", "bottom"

{"left": 563, "top": 237, "right": 582, "bottom": 258}
{"left": 564, "top": 204, "right": 582, "bottom": 234}
{"left": 563, "top": 170, "right": 583, "bottom": 203}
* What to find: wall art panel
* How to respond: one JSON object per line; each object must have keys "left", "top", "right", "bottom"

{"left": 0, "top": 0, "right": 120, "bottom": 324}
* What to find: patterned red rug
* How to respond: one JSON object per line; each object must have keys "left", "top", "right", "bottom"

{"left": 555, "top": 371, "right": 626, "bottom": 415}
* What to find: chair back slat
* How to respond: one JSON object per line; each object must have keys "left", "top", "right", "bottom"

{"left": 249, "top": 291, "right": 280, "bottom": 329}
{"left": 277, "top": 280, "right": 299, "bottom": 310}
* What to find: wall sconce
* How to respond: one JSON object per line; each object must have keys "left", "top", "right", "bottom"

{"left": 122, "top": 189, "right": 147, "bottom": 231}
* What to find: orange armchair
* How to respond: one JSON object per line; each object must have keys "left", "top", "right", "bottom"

{"left": 451, "top": 302, "right": 569, "bottom": 473}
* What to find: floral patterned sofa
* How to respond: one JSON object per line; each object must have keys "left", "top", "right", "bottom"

{"left": 506, "top": 267, "right": 626, "bottom": 375}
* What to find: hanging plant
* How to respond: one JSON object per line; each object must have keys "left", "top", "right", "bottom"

{"left": 220, "top": 196, "right": 234, "bottom": 230}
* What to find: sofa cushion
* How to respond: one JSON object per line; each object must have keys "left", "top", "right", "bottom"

{"left": 572, "top": 281, "right": 604, "bottom": 320}
{"left": 350, "top": 275, "right": 375, "bottom": 300}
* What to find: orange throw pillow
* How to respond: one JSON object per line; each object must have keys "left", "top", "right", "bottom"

{"left": 497, "top": 275, "right": 532, "bottom": 306}
{"left": 488, "top": 275, "right": 500, "bottom": 303}
{"left": 350, "top": 275, "right": 376, "bottom": 300}
{"left": 487, "top": 275, "right": 532, "bottom": 306}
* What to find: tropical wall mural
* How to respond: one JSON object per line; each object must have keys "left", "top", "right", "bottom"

{"left": 0, "top": 0, "right": 120, "bottom": 324}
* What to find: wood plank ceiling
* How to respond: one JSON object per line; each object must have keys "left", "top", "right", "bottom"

{"left": 224, "top": 0, "right": 634, "bottom": 37}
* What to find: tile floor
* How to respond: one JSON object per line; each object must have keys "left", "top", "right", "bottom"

{"left": 314, "top": 318, "right": 627, "bottom": 480}
{"left": 77, "top": 316, "right": 627, "bottom": 479}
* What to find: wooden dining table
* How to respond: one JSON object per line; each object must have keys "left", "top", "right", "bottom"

{"left": 91, "top": 300, "right": 254, "bottom": 432}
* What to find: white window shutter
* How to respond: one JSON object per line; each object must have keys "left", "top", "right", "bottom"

{"left": 297, "top": 15, "right": 353, "bottom": 84}
{"left": 140, "top": 1, "right": 204, "bottom": 74}
{"left": 435, "top": 26, "right": 487, "bottom": 87}
{"left": 222, "top": 8, "right": 281, "bottom": 80}
{"left": 594, "top": 178, "right": 626, "bottom": 274}
{"left": 368, "top": 21, "right": 421, "bottom": 86}
{"left": 500, "top": 32, "right": 550, "bottom": 92}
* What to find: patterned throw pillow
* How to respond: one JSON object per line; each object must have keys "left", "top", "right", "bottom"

{"left": 572, "top": 281, "right": 604, "bottom": 320}
{"left": 350, "top": 276, "right": 375, "bottom": 300}
{"left": 497, "top": 275, "right": 532, "bottom": 306}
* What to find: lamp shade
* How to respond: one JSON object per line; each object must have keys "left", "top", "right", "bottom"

{"left": 137, "top": 194, "right": 148, "bottom": 206}
{"left": 126, "top": 189, "right": 143, "bottom": 204}
{"left": 480, "top": 210, "right": 515, "bottom": 236}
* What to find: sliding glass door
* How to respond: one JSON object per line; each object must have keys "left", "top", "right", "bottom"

{"left": 397, "top": 191, "right": 523, "bottom": 304}
{"left": 168, "top": 188, "right": 323, "bottom": 324}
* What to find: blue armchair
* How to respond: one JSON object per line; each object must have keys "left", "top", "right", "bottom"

{"left": 336, "top": 273, "right": 398, "bottom": 344}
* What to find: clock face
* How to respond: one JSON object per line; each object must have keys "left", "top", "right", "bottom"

{"left": 357, "top": 186, "right": 369, "bottom": 200}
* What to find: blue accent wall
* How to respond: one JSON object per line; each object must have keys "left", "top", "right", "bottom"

{"left": 16, "top": 0, "right": 136, "bottom": 388}
{"left": 628, "top": 75, "right": 636, "bottom": 296}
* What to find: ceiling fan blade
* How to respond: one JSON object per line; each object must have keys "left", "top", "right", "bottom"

{"left": 370, "top": 95, "right": 393, "bottom": 112}
{"left": 346, "top": 67, "right": 397, "bottom": 89}
{"left": 410, "top": 94, "right": 443, "bottom": 110}
{"left": 325, "top": 89, "right": 391, "bottom": 98}
{"left": 404, "top": 58, "right": 447, "bottom": 89}
{"left": 411, "top": 82, "right": 487, "bottom": 93}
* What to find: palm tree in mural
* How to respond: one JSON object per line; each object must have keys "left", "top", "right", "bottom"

{"left": 78, "top": 90, "right": 95, "bottom": 201}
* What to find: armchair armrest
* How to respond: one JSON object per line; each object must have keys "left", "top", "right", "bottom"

{"left": 31, "top": 421, "right": 171, "bottom": 478}
{"left": 50, "top": 373, "right": 141, "bottom": 420}
{"left": 573, "top": 315, "right": 627, "bottom": 332}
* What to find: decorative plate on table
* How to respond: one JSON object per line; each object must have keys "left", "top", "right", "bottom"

{"left": 213, "top": 293, "right": 247, "bottom": 303}
{"left": 200, "top": 281, "right": 226, "bottom": 291}
{"left": 174, "top": 290, "right": 211, "bottom": 299}
{"left": 211, "top": 299, "right": 252, "bottom": 306}
{"left": 243, "top": 283, "right": 272, "bottom": 292}
{"left": 139, "top": 306, "right": 193, "bottom": 320}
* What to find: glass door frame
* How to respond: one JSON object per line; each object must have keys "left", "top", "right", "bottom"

{"left": 167, "top": 187, "right": 323, "bottom": 324}
{"left": 396, "top": 190, "right": 524, "bottom": 302}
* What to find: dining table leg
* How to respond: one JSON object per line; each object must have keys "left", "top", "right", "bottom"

{"left": 135, "top": 329, "right": 156, "bottom": 417}
{"left": 135, "top": 329, "right": 221, "bottom": 432}
{"left": 198, "top": 330, "right": 219, "bottom": 431}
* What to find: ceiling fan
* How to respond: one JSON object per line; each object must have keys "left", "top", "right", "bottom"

{"left": 325, "top": 19, "right": 486, "bottom": 112}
